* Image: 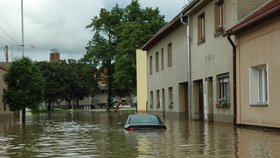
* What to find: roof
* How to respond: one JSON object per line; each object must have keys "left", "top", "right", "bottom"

{"left": 0, "top": 64, "right": 7, "bottom": 71}
{"left": 141, "top": 0, "right": 200, "bottom": 51}
{"left": 227, "top": 0, "right": 280, "bottom": 35}
{"left": 141, "top": 15, "right": 182, "bottom": 51}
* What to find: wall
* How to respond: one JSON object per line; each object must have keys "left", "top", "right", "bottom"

{"left": 136, "top": 49, "right": 148, "bottom": 112}
{"left": 0, "top": 68, "right": 12, "bottom": 116}
{"left": 237, "top": 0, "right": 269, "bottom": 20}
{"left": 237, "top": 16, "right": 280, "bottom": 128}
{"left": 147, "top": 24, "right": 188, "bottom": 113}
{"left": 190, "top": 0, "right": 235, "bottom": 123}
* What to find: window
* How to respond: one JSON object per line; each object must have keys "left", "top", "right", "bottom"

{"left": 161, "top": 48, "right": 164, "bottom": 70}
{"left": 198, "top": 12, "right": 205, "bottom": 44}
{"left": 155, "top": 52, "right": 159, "bottom": 72}
{"left": 215, "top": 0, "right": 224, "bottom": 33}
{"left": 217, "top": 74, "right": 230, "bottom": 105}
{"left": 250, "top": 64, "right": 268, "bottom": 105}
{"left": 150, "top": 91, "right": 154, "bottom": 108}
{"left": 156, "top": 90, "right": 160, "bottom": 108}
{"left": 149, "top": 55, "right": 153, "bottom": 74}
{"left": 167, "top": 43, "right": 172, "bottom": 66}
{"left": 168, "top": 87, "right": 173, "bottom": 108}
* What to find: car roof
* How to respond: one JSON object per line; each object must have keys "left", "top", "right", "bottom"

{"left": 128, "top": 114, "right": 162, "bottom": 124}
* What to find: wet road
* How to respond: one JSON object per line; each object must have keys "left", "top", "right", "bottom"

{"left": 0, "top": 111, "right": 280, "bottom": 157}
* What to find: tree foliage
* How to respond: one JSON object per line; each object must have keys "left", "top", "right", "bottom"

{"left": 36, "top": 60, "right": 97, "bottom": 110}
{"left": 114, "top": 2, "right": 166, "bottom": 92}
{"left": 3, "top": 57, "right": 45, "bottom": 121}
{"left": 36, "top": 61, "right": 69, "bottom": 110}
{"left": 84, "top": 0, "right": 166, "bottom": 103}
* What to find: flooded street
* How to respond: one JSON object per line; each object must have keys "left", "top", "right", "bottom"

{"left": 1, "top": 111, "right": 280, "bottom": 157}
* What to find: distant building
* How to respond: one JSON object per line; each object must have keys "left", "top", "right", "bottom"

{"left": 50, "top": 49, "right": 60, "bottom": 62}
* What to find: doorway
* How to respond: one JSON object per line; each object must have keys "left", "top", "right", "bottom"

{"left": 194, "top": 80, "right": 204, "bottom": 120}
{"left": 198, "top": 81, "right": 204, "bottom": 120}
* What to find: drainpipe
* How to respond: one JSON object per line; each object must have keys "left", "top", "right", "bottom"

{"left": 180, "top": 14, "right": 192, "bottom": 120}
{"left": 227, "top": 35, "right": 237, "bottom": 125}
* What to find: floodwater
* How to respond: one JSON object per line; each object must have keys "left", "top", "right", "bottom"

{"left": 1, "top": 111, "right": 280, "bottom": 158}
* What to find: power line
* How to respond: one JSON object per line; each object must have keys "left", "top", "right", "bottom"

{"left": 0, "top": 25, "right": 20, "bottom": 45}
{"left": 0, "top": 35, "right": 14, "bottom": 44}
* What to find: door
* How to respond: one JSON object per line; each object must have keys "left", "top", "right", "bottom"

{"left": 198, "top": 81, "right": 204, "bottom": 120}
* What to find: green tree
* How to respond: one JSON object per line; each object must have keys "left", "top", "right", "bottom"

{"left": 3, "top": 57, "right": 45, "bottom": 122}
{"left": 67, "top": 61, "right": 98, "bottom": 106}
{"left": 36, "top": 61, "right": 69, "bottom": 110}
{"left": 84, "top": 4, "right": 123, "bottom": 111}
{"left": 114, "top": 1, "right": 166, "bottom": 94}
{"left": 36, "top": 60, "right": 97, "bottom": 110}
{"left": 84, "top": 0, "right": 166, "bottom": 109}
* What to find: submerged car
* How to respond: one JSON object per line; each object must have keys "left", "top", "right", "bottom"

{"left": 123, "top": 114, "right": 167, "bottom": 131}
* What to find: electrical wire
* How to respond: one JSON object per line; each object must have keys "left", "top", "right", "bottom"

{"left": 0, "top": 25, "right": 20, "bottom": 45}
{"left": 0, "top": 35, "right": 14, "bottom": 44}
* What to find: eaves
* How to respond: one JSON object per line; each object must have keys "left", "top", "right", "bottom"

{"left": 226, "top": 0, "right": 280, "bottom": 35}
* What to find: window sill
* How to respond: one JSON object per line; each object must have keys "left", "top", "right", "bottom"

{"left": 214, "top": 27, "right": 224, "bottom": 37}
{"left": 197, "top": 38, "right": 205, "bottom": 45}
{"left": 250, "top": 104, "right": 268, "bottom": 107}
{"left": 216, "top": 103, "right": 230, "bottom": 109}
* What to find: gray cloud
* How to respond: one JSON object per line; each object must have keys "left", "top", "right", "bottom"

{"left": 0, "top": 0, "right": 186, "bottom": 62}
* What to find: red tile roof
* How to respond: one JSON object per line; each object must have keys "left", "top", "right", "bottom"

{"left": 227, "top": 0, "right": 280, "bottom": 35}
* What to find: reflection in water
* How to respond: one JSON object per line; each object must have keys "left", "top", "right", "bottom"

{"left": 0, "top": 111, "right": 280, "bottom": 157}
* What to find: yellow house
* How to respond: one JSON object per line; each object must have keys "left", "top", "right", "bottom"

{"left": 227, "top": 0, "right": 280, "bottom": 128}
{"left": 136, "top": 49, "right": 147, "bottom": 113}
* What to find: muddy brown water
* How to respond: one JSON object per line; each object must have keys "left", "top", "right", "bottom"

{"left": 0, "top": 111, "right": 280, "bottom": 157}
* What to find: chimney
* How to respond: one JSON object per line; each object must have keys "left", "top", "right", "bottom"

{"left": 50, "top": 49, "right": 60, "bottom": 62}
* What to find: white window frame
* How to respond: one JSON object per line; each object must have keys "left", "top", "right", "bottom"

{"left": 217, "top": 74, "right": 230, "bottom": 103}
{"left": 249, "top": 64, "right": 269, "bottom": 105}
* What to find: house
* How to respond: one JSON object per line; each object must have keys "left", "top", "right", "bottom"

{"left": 226, "top": 0, "right": 280, "bottom": 128}
{"left": 142, "top": 13, "right": 189, "bottom": 118}
{"left": 136, "top": 49, "right": 148, "bottom": 113}
{"left": 140, "top": 0, "right": 269, "bottom": 123}
{"left": 0, "top": 65, "right": 13, "bottom": 118}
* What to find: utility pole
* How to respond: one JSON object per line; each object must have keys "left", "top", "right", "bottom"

{"left": 21, "top": 0, "right": 24, "bottom": 57}
{"left": 5, "top": 45, "right": 9, "bottom": 64}
{"left": 4, "top": 45, "right": 8, "bottom": 65}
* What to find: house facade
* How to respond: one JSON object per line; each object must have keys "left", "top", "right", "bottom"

{"left": 142, "top": 18, "right": 189, "bottom": 118}
{"left": 0, "top": 65, "right": 13, "bottom": 118}
{"left": 227, "top": 0, "right": 280, "bottom": 128}
{"left": 140, "top": 0, "right": 269, "bottom": 123}
{"left": 136, "top": 49, "right": 148, "bottom": 113}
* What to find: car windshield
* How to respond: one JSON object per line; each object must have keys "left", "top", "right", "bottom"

{"left": 129, "top": 115, "right": 160, "bottom": 124}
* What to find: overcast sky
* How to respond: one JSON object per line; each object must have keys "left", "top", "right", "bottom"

{"left": 0, "top": 0, "right": 189, "bottom": 62}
